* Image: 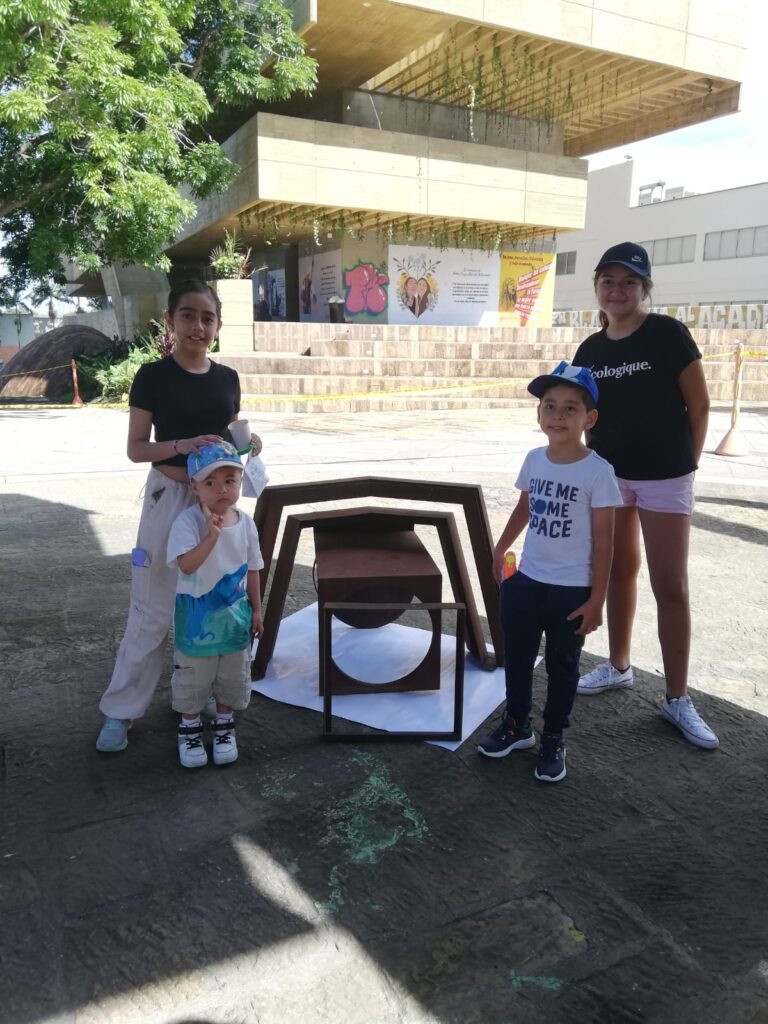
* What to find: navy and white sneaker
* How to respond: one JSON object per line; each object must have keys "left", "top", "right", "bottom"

{"left": 212, "top": 718, "right": 238, "bottom": 765}
{"left": 477, "top": 714, "right": 535, "bottom": 758}
{"left": 178, "top": 721, "right": 208, "bottom": 768}
{"left": 534, "top": 733, "right": 567, "bottom": 782}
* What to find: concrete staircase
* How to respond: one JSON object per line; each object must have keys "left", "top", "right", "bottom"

{"left": 218, "top": 323, "right": 768, "bottom": 414}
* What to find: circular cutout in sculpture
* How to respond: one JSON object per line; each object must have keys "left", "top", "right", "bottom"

{"left": 330, "top": 605, "right": 434, "bottom": 683}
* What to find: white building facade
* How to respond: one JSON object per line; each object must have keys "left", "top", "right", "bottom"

{"left": 554, "top": 161, "right": 768, "bottom": 328}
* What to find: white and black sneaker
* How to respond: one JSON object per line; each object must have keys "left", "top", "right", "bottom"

{"left": 578, "top": 661, "right": 633, "bottom": 695}
{"left": 178, "top": 720, "right": 208, "bottom": 768}
{"left": 212, "top": 718, "right": 238, "bottom": 765}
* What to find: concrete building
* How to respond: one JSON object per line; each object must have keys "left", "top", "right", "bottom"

{"left": 66, "top": 0, "right": 745, "bottom": 336}
{"left": 554, "top": 161, "right": 768, "bottom": 327}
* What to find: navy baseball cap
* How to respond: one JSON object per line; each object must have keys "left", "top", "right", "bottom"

{"left": 528, "top": 361, "right": 599, "bottom": 405}
{"left": 594, "top": 241, "right": 651, "bottom": 277}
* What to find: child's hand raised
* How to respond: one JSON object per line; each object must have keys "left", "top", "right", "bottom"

{"left": 201, "top": 502, "right": 223, "bottom": 540}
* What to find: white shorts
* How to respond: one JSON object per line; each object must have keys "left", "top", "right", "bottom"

{"left": 617, "top": 472, "right": 695, "bottom": 516}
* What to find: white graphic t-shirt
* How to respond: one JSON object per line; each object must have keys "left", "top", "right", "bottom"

{"left": 515, "top": 447, "right": 623, "bottom": 586}
{"left": 167, "top": 505, "right": 264, "bottom": 656}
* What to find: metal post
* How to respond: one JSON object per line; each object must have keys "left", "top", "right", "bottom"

{"left": 71, "top": 358, "right": 84, "bottom": 407}
{"left": 714, "top": 342, "right": 747, "bottom": 457}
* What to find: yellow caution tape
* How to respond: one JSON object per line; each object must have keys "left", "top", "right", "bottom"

{"left": 701, "top": 349, "right": 768, "bottom": 361}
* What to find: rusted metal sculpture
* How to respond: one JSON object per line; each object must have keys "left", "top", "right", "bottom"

{"left": 252, "top": 477, "right": 502, "bottom": 680}
{"left": 321, "top": 601, "right": 467, "bottom": 742}
{"left": 314, "top": 511, "right": 443, "bottom": 695}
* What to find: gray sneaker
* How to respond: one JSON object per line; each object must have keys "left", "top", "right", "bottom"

{"left": 96, "top": 717, "right": 131, "bottom": 752}
{"left": 201, "top": 695, "right": 217, "bottom": 721}
{"left": 578, "top": 661, "right": 633, "bottom": 695}
{"left": 661, "top": 695, "right": 719, "bottom": 749}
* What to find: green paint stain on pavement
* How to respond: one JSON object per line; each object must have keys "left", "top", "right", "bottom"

{"left": 509, "top": 969, "right": 562, "bottom": 992}
{"left": 318, "top": 752, "right": 428, "bottom": 912}
{"left": 260, "top": 768, "right": 298, "bottom": 799}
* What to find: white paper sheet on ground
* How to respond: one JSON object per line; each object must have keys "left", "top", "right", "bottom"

{"left": 251, "top": 603, "right": 540, "bottom": 751}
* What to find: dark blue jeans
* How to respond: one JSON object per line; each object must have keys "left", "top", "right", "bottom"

{"left": 500, "top": 572, "right": 591, "bottom": 734}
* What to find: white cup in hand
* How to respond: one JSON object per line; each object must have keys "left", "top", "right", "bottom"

{"left": 229, "top": 419, "right": 252, "bottom": 450}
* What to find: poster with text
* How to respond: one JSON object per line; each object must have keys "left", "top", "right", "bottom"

{"left": 387, "top": 246, "right": 501, "bottom": 326}
{"left": 298, "top": 250, "right": 342, "bottom": 322}
{"left": 498, "top": 252, "right": 555, "bottom": 327}
{"left": 266, "top": 269, "right": 286, "bottom": 320}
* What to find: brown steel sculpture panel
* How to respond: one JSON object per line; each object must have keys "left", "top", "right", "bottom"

{"left": 252, "top": 478, "right": 502, "bottom": 679}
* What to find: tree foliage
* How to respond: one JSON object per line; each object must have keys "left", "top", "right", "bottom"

{"left": 0, "top": 0, "right": 317, "bottom": 290}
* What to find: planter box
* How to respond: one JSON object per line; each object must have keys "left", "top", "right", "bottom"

{"left": 213, "top": 279, "right": 255, "bottom": 355}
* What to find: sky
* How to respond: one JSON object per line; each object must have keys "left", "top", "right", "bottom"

{"left": 587, "top": 2, "right": 767, "bottom": 202}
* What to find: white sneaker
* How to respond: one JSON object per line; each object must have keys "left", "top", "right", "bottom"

{"left": 178, "top": 723, "right": 208, "bottom": 768}
{"left": 578, "top": 661, "right": 634, "bottom": 695}
{"left": 212, "top": 719, "right": 238, "bottom": 765}
{"left": 661, "top": 695, "right": 719, "bottom": 749}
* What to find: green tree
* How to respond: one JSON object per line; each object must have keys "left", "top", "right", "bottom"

{"left": 0, "top": 0, "right": 316, "bottom": 291}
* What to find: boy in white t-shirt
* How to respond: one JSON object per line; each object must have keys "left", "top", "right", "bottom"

{"left": 478, "top": 362, "right": 623, "bottom": 782}
{"left": 167, "top": 441, "right": 264, "bottom": 769}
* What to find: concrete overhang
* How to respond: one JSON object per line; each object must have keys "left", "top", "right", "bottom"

{"left": 287, "top": 0, "right": 742, "bottom": 157}
{"left": 167, "top": 112, "right": 587, "bottom": 260}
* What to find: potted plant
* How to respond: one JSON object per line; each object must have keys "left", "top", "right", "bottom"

{"left": 209, "top": 231, "right": 254, "bottom": 355}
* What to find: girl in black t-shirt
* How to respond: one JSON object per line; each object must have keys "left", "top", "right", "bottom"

{"left": 572, "top": 243, "right": 718, "bottom": 750}
{"left": 96, "top": 280, "right": 262, "bottom": 754}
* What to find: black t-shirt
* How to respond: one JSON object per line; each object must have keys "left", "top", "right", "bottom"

{"left": 573, "top": 314, "right": 701, "bottom": 480}
{"left": 129, "top": 356, "right": 241, "bottom": 468}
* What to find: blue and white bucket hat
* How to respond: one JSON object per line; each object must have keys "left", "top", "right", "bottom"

{"left": 187, "top": 441, "right": 243, "bottom": 482}
{"left": 527, "top": 360, "right": 599, "bottom": 405}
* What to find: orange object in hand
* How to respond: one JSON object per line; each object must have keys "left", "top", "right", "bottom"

{"left": 502, "top": 550, "right": 517, "bottom": 581}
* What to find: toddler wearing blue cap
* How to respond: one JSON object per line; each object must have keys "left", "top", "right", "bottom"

{"left": 166, "top": 441, "right": 264, "bottom": 768}
{"left": 477, "top": 362, "right": 623, "bottom": 781}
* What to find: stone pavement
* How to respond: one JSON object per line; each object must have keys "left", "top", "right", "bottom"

{"left": 1, "top": 403, "right": 767, "bottom": 1024}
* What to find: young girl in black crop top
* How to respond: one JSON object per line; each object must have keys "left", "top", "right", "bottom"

{"left": 96, "top": 280, "right": 262, "bottom": 753}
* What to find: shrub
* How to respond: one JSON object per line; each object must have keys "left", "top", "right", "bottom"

{"left": 77, "top": 333, "right": 159, "bottom": 401}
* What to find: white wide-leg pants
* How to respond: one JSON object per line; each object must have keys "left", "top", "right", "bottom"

{"left": 99, "top": 469, "right": 195, "bottom": 720}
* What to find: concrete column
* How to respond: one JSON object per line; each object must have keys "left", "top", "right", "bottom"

{"left": 101, "top": 265, "right": 169, "bottom": 339}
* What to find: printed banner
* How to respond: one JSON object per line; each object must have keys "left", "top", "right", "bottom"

{"left": 298, "top": 250, "right": 342, "bottom": 322}
{"left": 343, "top": 260, "right": 389, "bottom": 320}
{"left": 265, "top": 269, "right": 286, "bottom": 320}
{"left": 387, "top": 246, "right": 501, "bottom": 326}
{"left": 498, "top": 252, "right": 555, "bottom": 327}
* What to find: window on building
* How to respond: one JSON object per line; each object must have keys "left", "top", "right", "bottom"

{"left": 638, "top": 235, "right": 695, "bottom": 266}
{"left": 755, "top": 226, "right": 768, "bottom": 256}
{"left": 556, "top": 251, "right": 576, "bottom": 275}
{"left": 704, "top": 225, "right": 768, "bottom": 260}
